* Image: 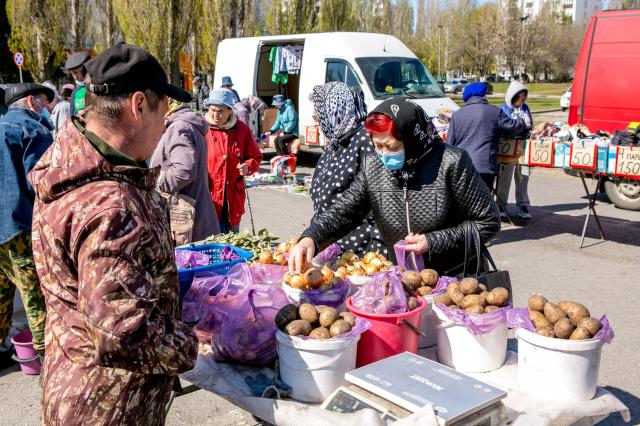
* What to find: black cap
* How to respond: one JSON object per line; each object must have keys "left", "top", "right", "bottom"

{"left": 65, "top": 51, "right": 91, "bottom": 71}
{"left": 4, "top": 83, "right": 55, "bottom": 106}
{"left": 85, "top": 42, "right": 192, "bottom": 103}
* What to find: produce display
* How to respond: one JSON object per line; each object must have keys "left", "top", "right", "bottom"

{"left": 283, "top": 265, "right": 339, "bottom": 290}
{"left": 400, "top": 269, "right": 440, "bottom": 297}
{"left": 332, "top": 250, "right": 393, "bottom": 279}
{"left": 256, "top": 238, "right": 298, "bottom": 266}
{"left": 527, "top": 295, "right": 601, "bottom": 340}
{"left": 205, "top": 229, "right": 280, "bottom": 258}
{"left": 276, "top": 303, "right": 356, "bottom": 339}
{"left": 435, "top": 278, "right": 510, "bottom": 314}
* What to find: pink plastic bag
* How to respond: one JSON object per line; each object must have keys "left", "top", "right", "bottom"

{"left": 315, "top": 243, "right": 342, "bottom": 264}
{"left": 511, "top": 311, "right": 614, "bottom": 344}
{"left": 435, "top": 304, "right": 535, "bottom": 336}
{"left": 432, "top": 276, "right": 459, "bottom": 294}
{"left": 351, "top": 270, "right": 407, "bottom": 314}
{"left": 394, "top": 240, "right": 424, "bottom": 271}
{"left": 175, "top": 249, "right": 211, "bottom": 269}
{"left": 295, "top": 317, "right": 372, "bottom": 341}
{"left": 594, "top": 315, "right": 614, "bottom": 343}
{"left": 251, "top": 263, "right": 289, "bottom": 285}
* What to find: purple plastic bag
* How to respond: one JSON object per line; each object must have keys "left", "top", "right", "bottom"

{"left": 352, "top": 270, "right": 407, "bottom": 314}
{"left": 506, "top": 307, "right": 536, "bottom": 333}
{"left": 594, "top": 315, "right": 614, "bottom": 344}
{"left": 175, "top": 249, "right": 211, "bottom": 269}
{"left": 285, "top": 279, "right": 350, "bottom": 308}
{"left": 220, "top": 246, "right": 240, "bottom": 262}
{"left": 315, "top": 243, "right": 342, "bottom": 264}
{"left": 435, "top": 304, "right": 531, "bottom": 335}
{"left": 251, "top": 263, "right": 289, "bottom": 285}
{"left": 432, "top": 276, "right": 459, "bottom": 294}
{"left": 394, "top": 240, "right": 425, "bottom": 271}
{"left": 295, "top": 317, "right": 372, "bottom": 341}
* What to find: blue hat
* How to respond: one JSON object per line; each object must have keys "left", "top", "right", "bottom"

{"left": 204, "top": 88, "right": 236, "bottom": 108}
{"left": 221, "top": 76, "right": 234, "bottom": 87}
{"left": 463, "top": 82, "right": 488, "bottom": 102}
{"left": 272, "top": 94, "right": 285, "bottom": 106}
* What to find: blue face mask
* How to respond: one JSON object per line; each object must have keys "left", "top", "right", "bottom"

{"left": 376, "top": 149, "right": 405, "bottom": 171}
{"left": 36, "top": 101, "right": 51, "bottom": 123}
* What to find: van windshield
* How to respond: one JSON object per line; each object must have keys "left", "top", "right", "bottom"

{"left": 355, "top": 57, "right": 444, "bottom": 99}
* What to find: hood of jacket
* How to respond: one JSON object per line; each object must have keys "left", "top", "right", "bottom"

{"left": 166, "top": 107, "right": 207, "bottom": 136}
{"left": 29, "top": 120, "right": 158, "bottom": 203}
{"left": 505, "top": 81, "right": 528, "bottom": 109}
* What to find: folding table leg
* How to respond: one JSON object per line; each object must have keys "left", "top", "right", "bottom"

{"left": 579, "top": 173, "right": 606, "bottom": 248}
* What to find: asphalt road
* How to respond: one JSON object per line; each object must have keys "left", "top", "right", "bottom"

{"left": 0, "top": 135, "right": 637, "bottom": 425}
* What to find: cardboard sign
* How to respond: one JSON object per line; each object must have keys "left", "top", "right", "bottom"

{"left": 569, "top": 142, "right": 598, "bottom": 170}
{"left": 498, "top": 139, "right": 519, "bottom": 157}
{"left": 615, "top": 146, "right": 640, "bottom": 179}
{"left": 528, "top": 140, "right": 554, "bottom": 167}
{"left": 305, "top": 125, "right": 320, "bottom": 145}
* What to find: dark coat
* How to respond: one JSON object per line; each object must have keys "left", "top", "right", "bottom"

{"left": 302, "top": 141, "right": 500, "bottom": 275}
{"left": 448, "top": 96, "right": 528, "bottom": 175}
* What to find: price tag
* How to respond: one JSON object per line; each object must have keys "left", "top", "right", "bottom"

{"left": 615, "top": 146, "right": 640, "bottom": 179}
{"left": 498, "top": 139, "right": 519, "bottom": 157}
{"left": 528, "top": 139, "right": 554, "bottom": 167}
{"left": 569, "top": 142, "right": 598, "bottom": 170}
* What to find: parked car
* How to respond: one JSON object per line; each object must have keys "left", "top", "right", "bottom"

{"left": 560, "top": 86, "right": 571, "bottom": 111}
{"left": 443, "top": 79, "right": 469, "bottom": 94}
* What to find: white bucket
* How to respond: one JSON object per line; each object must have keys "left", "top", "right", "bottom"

{"left": 434, "top": 306, "right": 507, "bottom": 373}
{"left": 276, "top": 330, "right": 360, "bottom": 403}
{"left": 346, "top": 275, "right": 373, "bottom": 296}
{"left": 516, "top": 328, "right": 604, "bottom": 402}
{"left": 418, "top": 295, "right": 438, "bottom": 349}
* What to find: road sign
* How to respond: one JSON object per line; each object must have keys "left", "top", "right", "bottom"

{"left": 13, "top": 52, "right": 24, "bottom": 67}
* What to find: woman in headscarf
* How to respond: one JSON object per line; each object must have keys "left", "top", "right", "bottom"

{"left": 310, "top": 82, "right": 385, "bottom": 256}
{"left": 289, "top": 98, "right": 500, "bottom": 275}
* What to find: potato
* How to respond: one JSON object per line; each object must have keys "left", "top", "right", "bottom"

{"left": 543, "top": 302, "right": 567, "bottom": 324}
{"left": 402, "top": 271, "right": 423, "bottom": 291}
{"left": 485, "top": 287, "right": 509, "bottom": 307}
{"left": 315, "top": 305, "right": 330, "bottom": 314}
{"left": 480, "top": 291, "right": 490, "bottom": 299}
{"left": 446, "top": 282, "right": 460, "bottom": 294}
{"left": 309, "top": 327, "right": 331, "bottom": 339}
{"left": 330, "top": 319, "right": 352, "bottom": 337}
{"left": 478, "top": 283, "right": 488, "bottom": 293}
{"left": 420, "top": 269, "right": 439, "bottom": 287}
{"left": 416, "top": 286, "right": 433, "bottom": 296}
{"left": 460, "top": 294, "right": 487, "bottom": 309}
{"left": 275, "top": 304, "right": 299, "bottom": 330}
{"left": 285, "top": 320, "right": 313, "bottom": 336}
{"left": 319, "top": 307, "right": 338, "bottom": 327}
{"left": 529, "top": 310, "right": 552, "bottom": 329}
{"left": 577, "top": 317, "right": 602, "bottom": 336}
{"left": 304, "top": 268, "right": 324, "bottom": 289}
{"left": 553, "top": 318, "right": 575, "bottom": 339}
{"left": 298, "top": 304, "right": 319, "bottom": 324}
{"left": 485, "top": 305, "right": 499, "bottom": 313}
{"left": 460, "top": 278, "right": 480, "bottom": 295}
{"left": 338, "top": 311, "right": 356, "bottom": 327}
{"left": 407, "top": 297, "right": 419, "bottom": 311}
{"left": 464, "top": 305, "right": 485, "bottom": 314}
{"left": 569, "top": 327, "right": 592, "bottom": 340}
{"left": 433, "top": 294, "right": 452, "bottom": 306}
{"left": 528, "top": 294, "right": 548, "bottom": 312}
{"left": 558, "top": 301, "right": 590, "bottom": 326}
{"left": 536, "top": 326, "right": 555, "bottom": 338}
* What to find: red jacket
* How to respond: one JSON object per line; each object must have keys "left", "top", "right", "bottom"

{"left": 205, "top": 120, "right": 262, "bottom": 228}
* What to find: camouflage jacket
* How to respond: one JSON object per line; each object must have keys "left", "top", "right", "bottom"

{"left": 29, "top": 120, "right": 198, "bottom": 426}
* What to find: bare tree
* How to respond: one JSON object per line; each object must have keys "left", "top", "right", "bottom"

{"left": 65, "top": 0, "right": 89, "bottom": 50}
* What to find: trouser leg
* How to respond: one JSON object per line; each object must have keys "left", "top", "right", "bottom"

{"left": 275, "top": 136, "right": 288, "bottom": 155}
{"left": 514, "top": 165, "right": 531, "bottom": 207}
{"left": 497, "top": 164, "right": 515, "bottom": 205}
{"left": 8, "top": 233, "right": 46, "bottom": 352}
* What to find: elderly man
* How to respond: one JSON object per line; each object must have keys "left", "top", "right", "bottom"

{"left": 29, "top": 43, "right": 198, "bottom": 425}
{"left": 65, "top": 51, "right": 91, "bottom": 116}
{"left": 0, "top": 83, "right": 54, "bottom": 370}
{"left": 192, "top": 76, "right": 209, "bottom": 111}
{"left": 221, "top": 76, "right": 240, "bottom": 104}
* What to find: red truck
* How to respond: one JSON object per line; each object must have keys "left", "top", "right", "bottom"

{"left": 569, "top": 9, "right": 640, "bottom": 211}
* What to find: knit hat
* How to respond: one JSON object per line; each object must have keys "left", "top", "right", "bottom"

{"left": 463, "top": 82, "right": 488, "bottom": 102}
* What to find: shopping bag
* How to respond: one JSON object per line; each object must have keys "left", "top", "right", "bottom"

{"left": 270, "top": 154, "right": 297, "bottom": 175}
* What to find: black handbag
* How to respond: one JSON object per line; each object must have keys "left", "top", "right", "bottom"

{"left": 457, "top": 221, "right": 513, "bottom": 306}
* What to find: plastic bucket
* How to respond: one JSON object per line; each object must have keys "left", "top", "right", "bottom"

{"left": 417, "top": 295, "right": 438, "bottom": 349}
{"left": 346, "top": 297, "right": 426, "bottom": 367}
{"left": 346, "top": 275, "right": 373, "bottom": 297}
{"left": 434, "top": 306, "right": 507, "bottom": 373}
{"left": 11, "top": 330, "right": 41, "bottom": 375}
{"left": 276, "top": 330, "right": 360, "bottom": 403}
{"left": 517, "top": 328, "right": 604, "bottom": 402}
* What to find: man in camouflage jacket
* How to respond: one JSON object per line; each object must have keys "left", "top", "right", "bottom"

{"left": 29, "top": 43, "right": 198, "bottom": 425}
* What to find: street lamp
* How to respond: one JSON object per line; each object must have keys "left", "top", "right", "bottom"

{"left": 519, "top": 15, "right": 530, "bottom": 82}
{"left": 437, "top": 25, "right": 443, "bottom": 80}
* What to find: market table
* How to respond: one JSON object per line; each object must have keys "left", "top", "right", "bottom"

{"left": 175, "top": 348, "right": 629, "bottom": 425}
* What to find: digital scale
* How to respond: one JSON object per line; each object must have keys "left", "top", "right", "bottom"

{"left": 321, "top": 352, "right": 507, "bottom": 425}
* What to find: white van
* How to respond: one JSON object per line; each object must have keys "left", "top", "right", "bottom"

{"left": 214, "top": 32, "right": 458, "bottom": 147}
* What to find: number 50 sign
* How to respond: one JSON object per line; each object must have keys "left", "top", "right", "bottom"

{"left": 528, "top": 140, "right": 554, "bottom": 167}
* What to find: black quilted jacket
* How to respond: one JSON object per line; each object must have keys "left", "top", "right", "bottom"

{"left": 301, "top": 142, "right": 501, "bottom": 275}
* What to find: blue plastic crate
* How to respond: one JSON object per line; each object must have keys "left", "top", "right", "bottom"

{"left": 176, "top": 243, "right": 254, "bottom": 298}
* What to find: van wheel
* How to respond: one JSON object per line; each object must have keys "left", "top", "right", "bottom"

{"left": 454, "top": 88, "right": 459, "bottom": 94}
{"left": 604, "top": 179, "right": 640, "bottom": 211}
